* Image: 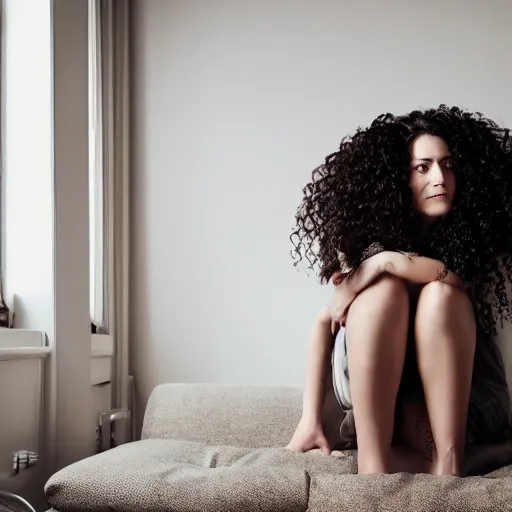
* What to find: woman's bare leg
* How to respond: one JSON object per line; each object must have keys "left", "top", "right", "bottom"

{"left": 414, "top": 281, "right": 476, "bottom": 476}
{"left": 395, "top": 395, "right": 435, "bottom": 474}
{"left": 345, "top": 275, "right": 409, "bottom": 474}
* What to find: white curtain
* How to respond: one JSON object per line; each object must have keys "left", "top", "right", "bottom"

{"left": 102, "top": 0, "right": 130, "bottom": 421}
{"left": 90, "top": 0, "right": 131, "bottom": 436}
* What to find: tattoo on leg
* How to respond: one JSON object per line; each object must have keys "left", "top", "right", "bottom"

{"left": 416, "top": 417, "right": 435, "bottom": 461}
{"left": 425, "top": 427, "right": 435, "bottom": 461}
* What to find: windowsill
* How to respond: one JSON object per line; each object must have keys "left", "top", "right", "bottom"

{"left": 0, "top": 328, "right": 47, "bottom": 347}
{"left": 91, "top": 333, "right": 113, "bottom": 357}
{"left": 0, "top": 328, "right": 50, "bottom": 360}
{"left": 91, "top": 333, "right": 113, "bottom": 385}
{"left": 0, "top": 346, "right": 51, "bottom": 360}
{"left": 0, "top": 328, "right": 112, "bottom": 384}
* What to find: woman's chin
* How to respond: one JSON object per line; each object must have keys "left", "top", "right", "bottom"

{"left": 421, "top": 204, "right": 452, "bottom": 219}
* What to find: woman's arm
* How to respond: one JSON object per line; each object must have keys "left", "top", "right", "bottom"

{"left": 378, "top": 252, "right": 463, "bottom": 288}
{"left": 286, "top": 306, "right": 334, "bottom": 454}
{"left": 343, "top": 251, "right": 463, "bottom": 295}
{"left": 301, "top": 306, "right": 335, "bottom": 420}
{"left": 330, "top": 251, "right": 464, "bottom": 324}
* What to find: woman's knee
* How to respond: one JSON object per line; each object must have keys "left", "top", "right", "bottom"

{"left": 354, "top": 274, "right": 408, "bottom": 307}
{"left": 416, "top": 281, "right": 476, "bottom": 342}
{"left": 417, "top": 281, "right": 473, "bottom": 316}
{"left": 348, "top": 274, "right": 409, "bottom": 322}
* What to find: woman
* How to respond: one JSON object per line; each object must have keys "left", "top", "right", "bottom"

{"left": 286, "top": 106, "right": 512, "bottom": 476}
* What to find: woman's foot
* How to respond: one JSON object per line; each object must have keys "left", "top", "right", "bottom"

{"left": 430, "top": 444, "right": 461, "bottom": 476}
{"left": 357, "top": 458, "right": 391, "bottom": 474}
{"left": 357, "top": 447, "right": 430, "bottom": 474}
{"left": 357, "top": 447, "right": 393, "bottom": 474}
{"left": 389, "top": 445, "right": 431, "bottom": 474}
{"left": 356, "top": 445, "right": 461, "bottom": 475}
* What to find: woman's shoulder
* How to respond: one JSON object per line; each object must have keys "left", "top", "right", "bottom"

{"left": 361, "top": 242, "right": 386, "bottom": 260}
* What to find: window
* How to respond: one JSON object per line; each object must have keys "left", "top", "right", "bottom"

{"left": 88, "top": 0, "right": 108, "bottom": 335}
{"left": 0, "top": 1, "right": 9, "bottom": 328}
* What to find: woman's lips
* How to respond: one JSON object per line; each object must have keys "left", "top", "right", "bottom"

{"left": 427, "top": 193, "right": 448, "bottom": 200}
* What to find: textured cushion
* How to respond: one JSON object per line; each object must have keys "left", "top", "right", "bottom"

{"left": 309, "top": 472, "right": 512, "bottom": 511}
{"left": 142, "top": 384, "right": 304, "bottom": 447}
{"left": 45, "top": 439, "right": 353, "bottom": 512}
{"left": 140, "top": 380, "right": 346, "bottom": 451}
{"left": 45, "top": 438, "right": 512, "bottom": 512}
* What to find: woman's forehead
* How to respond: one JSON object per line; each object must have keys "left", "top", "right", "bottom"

{"left": 410, "top": 134, "right": 451, "bottom": 160}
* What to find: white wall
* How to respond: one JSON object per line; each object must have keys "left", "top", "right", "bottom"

{"left": 52, "top": 0, "right": 95, "bottom": 470}
{"left": 131, "top": 0, "right": 512, "bottom": 432}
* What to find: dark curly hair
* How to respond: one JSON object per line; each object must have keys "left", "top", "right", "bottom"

{"left": 291, "top": 105, "right": 512, "bottom": 337}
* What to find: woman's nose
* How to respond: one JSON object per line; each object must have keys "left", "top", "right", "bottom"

{"left": 431, "top": 163, "right": 445, "bottom": 185}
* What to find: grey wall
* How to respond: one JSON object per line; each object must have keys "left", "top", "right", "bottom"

{"left": 131, "top": 0, "right": 512, "bottom": 432}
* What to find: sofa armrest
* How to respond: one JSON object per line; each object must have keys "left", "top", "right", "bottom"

{"left": 141, "top": 384, "right": 303, "bottom": 448}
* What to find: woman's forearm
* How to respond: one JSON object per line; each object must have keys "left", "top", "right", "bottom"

{"left": 379, "top": 252, "right": 463, "bottom": 287}
{"left": 329, "top": 251, "right": 463, "bottom": 327}
{"left": 345, "top": 251, "right": 462, "bottom": 297}
{"left": 302, "top": 307, "right": 334, "bottom": 421}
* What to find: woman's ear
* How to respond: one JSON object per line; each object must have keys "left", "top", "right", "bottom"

{"left": 331, "top": 272, "right": 344, "bottom": 286}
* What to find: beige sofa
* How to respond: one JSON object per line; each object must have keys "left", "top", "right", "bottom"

{"left": 45, "top": 384, "right": 512, "bottom": 511}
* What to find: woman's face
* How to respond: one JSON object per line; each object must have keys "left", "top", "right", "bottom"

{"left": 409, "top": 134, "right": 456, "bottom": 221}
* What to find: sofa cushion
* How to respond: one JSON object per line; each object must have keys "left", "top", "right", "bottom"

{"left": 45, "top": 438, "right": 512, "bottom": 512}
{"left": 309, "top": 471, "right": 512, "bottom": 511}
{"left": 45, "top": 439, "right": 354, "bottom": 512}
{"left": 142, "top": 384, "right": 304, "bottom": 447}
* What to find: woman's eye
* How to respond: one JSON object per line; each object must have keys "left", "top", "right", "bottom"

{"left": 416, "top": 164, "right": 428, "bottom": 173}
{"left": 444, "top": 160, "right": 453, "bottom": 169}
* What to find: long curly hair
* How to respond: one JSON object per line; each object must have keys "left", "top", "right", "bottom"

{"left": 291, "top": 105, "right": 512, "bottom": 337}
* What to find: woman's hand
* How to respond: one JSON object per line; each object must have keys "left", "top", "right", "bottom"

{"left": 286, "top": 416, "right": 331, "bottom": 455}
{"left": 329, "top": 255, "right": 385, "bottom": 325}
{"left": 329, "top": 277, "right": 356, "bottom": 327}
